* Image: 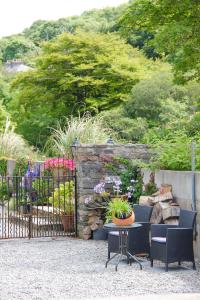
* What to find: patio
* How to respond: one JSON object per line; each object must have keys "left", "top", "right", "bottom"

{"left": 0, "top": 237, "right": 200, "bottom": 300}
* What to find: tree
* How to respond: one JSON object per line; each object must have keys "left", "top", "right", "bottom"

{"left": 23, "top": 6, "right": 125, "bottom": 45}
{"left": 10, "top": 31, "right": 151, "bottom": 148}
{"left": 0, "top": 36, "right": 36, "bottom": 62}
{"left": 120, "top": 0, "right": 200, "bottom": 82}
{"left": 23, "top": 20, "right": 66, "bottom": 45}
{"left": 124, "top": 70, "right": 173, "bottom": 121}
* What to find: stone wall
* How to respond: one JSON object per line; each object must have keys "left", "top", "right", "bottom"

{"left": 142, "top": 169, "right": 200, "bottom": 259}
{"left": 73, "top": 144, "right": 151, "bottom": 239}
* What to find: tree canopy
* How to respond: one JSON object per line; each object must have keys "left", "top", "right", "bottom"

{"left": 120, "top": 0, "right": 200, "bottom": 82}
{"left": 0, "top": 36, "right": 37, "bottom": 62}
{"left": 10, "top": 31, "right": 152, "bottom": 148}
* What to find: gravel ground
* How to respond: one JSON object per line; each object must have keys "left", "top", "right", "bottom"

{"left": 0, "top": 237, "right": 200, "bottom": 300}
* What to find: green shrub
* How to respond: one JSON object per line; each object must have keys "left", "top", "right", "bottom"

{"left": 146, "top": 133, "right": 199, "bottom": 171}
{"left": 100, "top": 108, "right": 148, "bottom": 142}
{"left": 48, "top": 181, "right": 74, "bottom": 214}
{"left": 0, "top": 159, "right": 7, "bottom": 176}
{"left": 104, "top": 157, "right": 143, "bottom": 203}
{"left": 0, "top": 181, "right": 10, "bottom": 202}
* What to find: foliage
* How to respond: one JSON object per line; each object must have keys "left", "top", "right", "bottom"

{"left": 22, "top": 4, "right": 159, "bottom": 60}
{"left": 105, "top": 198, "right": 132, "bottom": 222}
{"left": 0, "top": 104, "right": 9, "bottom": 131}
{"left": 143, "top": 181, "right": 157, "bottom": 196}
{"left": 32, "top": 178, "right": 53, "bottom": 203}
{"left": 100, "top": 108, "right": 148, "bottom": 142}
{"left": 23, "top": 6, "right": 125, "bottom": 44}
{"left": 0, "top": 119, "right": 36, "bottom": 160}
{"left": 100, "top": 69, "right": 200, "bottom": 145}
{"left": 13, "top": 158, "right": 28, "bottom": 176}
{"left": 124, "top": 70, "right": 173, "bottom": 121}
{"left": 46, "top": 115, "right": 114, "bottom": 156}
{"left": 142, "top": 173, "right": 157, "bottom": 196}
{"left": 48, "top": 181, "right": 74, "bottom": 214}
{"left": 146, "top": 132, "right": 198, "bottom": 171}
{"left": 0, "top": 180, "right": 10, "bottom": 202}
{"left": 0, "top": 36, "right": 37, "bottom": 62}
{"left": 10, "top": 31, "right": 152, "bottom": 148}
{"left": 104, "top": 157, "right": 143, "bottom": 203}
{"left": 120, "top": 0, "right": 200, "bottom": 82}
{"left": 0, "top": 159, "right": 7, "bottom": 176}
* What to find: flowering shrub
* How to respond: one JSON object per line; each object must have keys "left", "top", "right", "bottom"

{"left": 44, "top": 158, "right": 75, "bottom": 171}
{"left": 104, "top": 157, "right": 143, "bottom": 202}
{"left": 49, "top": 181, "right": 74, "bottom": 214}
{"left": 85, "top": 176, "right": 126, "bottom": 210}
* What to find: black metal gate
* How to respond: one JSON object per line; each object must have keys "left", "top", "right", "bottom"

{"left": 0, "top": 162, "right": 77, "bottom": 239}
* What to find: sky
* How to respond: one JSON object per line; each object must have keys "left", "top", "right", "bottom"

{"left": 0, "top": 0, "right": 129, "bottom": 38}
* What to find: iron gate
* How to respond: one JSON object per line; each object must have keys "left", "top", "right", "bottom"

{"left": 0, "top": 165, "right": 77, "bottom": 239}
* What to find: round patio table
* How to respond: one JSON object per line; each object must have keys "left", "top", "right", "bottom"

{"left": 104, "top": 222, "right": 142, "bottom": 271}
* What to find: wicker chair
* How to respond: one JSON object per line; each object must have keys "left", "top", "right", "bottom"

{"left": 150, "top": 209, "right": 197, "bottom": 271}
{"left": 108, "top": 204, "right": 153, "bottom": 259}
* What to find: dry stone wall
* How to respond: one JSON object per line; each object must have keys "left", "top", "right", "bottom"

{"left": 73, "top": 144, "right": 151, "bottom": 239}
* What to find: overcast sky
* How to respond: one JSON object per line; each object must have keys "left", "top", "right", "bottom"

{"left": 0, "top": 0, "right": 129, "bottom": 38}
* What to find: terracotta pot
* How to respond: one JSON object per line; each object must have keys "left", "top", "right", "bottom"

{"left": 61, "top": 214, "right": 74, "bottom": 232}
{"left": 112, "top": 211, "right": 135, "bottom": 226}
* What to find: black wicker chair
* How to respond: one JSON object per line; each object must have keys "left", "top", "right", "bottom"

{"left": 150, "top": 209, "right": 197, "bottom": 271}
{"left": 108, "top": 204, "right": 153, "bottom": 259}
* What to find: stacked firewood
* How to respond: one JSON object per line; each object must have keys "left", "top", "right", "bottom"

{"left": 88, "top": 209, "right": 104, "bottom": 231}
{"left": 139, "top": 184, "right": 180, "bottom": 224}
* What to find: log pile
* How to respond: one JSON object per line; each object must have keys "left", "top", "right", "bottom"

{"left": 83, "top": 197, "right": 108, "bottom": 239}
{"left": 139, "top": 184, "right": 180, "bottom": 224}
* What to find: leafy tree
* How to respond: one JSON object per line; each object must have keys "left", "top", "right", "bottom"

{"left": 0, "top": 36, "right": 36, "bottom": 62}
{"left": 10, "top": 31, "right": 151, "bottom": 148}
{"left": 120, "top": 0, "right": 200, "bottom": 82}
{"left": 23, "top": 6, "right": 126, "bottom": 45}
{"left": 100, "top": 108, "right": 148, "bottom": 142}
{"left": 124, "top": 70, "right": 173, "bottom": 121}
{"left": 23, "top": 20, "right": 67, "bottom": 45}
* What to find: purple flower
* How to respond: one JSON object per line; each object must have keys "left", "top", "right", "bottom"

{"left": 84, "top": 196, "right": 92, "bottom": 204}
{"left": 94, "top": 182, "right": 105, "bottom": 194}
{"left": 126, "top": 192, "right": 132, "bottom": 199}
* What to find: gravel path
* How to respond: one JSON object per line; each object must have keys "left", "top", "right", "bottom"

{"left": 0, "top": 237, "right": 200, "bottom": 300}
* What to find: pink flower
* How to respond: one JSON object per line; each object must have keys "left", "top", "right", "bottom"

{"left": 44, "top": 158, "right": 75, "bottom": 171}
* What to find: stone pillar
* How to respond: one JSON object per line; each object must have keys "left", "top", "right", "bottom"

{"left": 72, "top": 144, "right": 151, "bottom": 239}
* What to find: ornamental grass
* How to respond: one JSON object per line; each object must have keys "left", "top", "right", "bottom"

{"left": 46, "top": 114, "right": 115, "bottom": 156}
{"left": 0, "top": 119, "right": 36, "bottom": 160}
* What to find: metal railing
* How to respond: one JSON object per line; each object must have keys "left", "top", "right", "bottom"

{"left": 0, "top": 168, "right": 77, "bottom": 239}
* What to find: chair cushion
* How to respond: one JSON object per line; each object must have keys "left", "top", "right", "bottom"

{"left": 109, "top": 231, "right": 119, "bottom": 236}
{"left": 109, "top": 231, "right": 129, "bottom": 237}
{"left": 152, "top": 237, "right": 166, "bottom": 243}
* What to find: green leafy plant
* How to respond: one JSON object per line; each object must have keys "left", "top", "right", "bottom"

{"left": 106, "top": 198, "right": 132, "bottom": 222}
{"left": 143, "top": 181, "right": 157, "bottom": 196}
{"left": 49, "top": 181, "right": 74, "bottom": 214}
{"left": 13, "top": 158, "right": 28, "bottom": 176}
{"left": 0, "top": 181, "right": 10, "bottom": 202}
{"left": 32, "top": 178, "right": 53, "bottom": 195}
{"left": 104, "top": 157, "right": 143, "bottom": 203}
{"left": 0, "top": 159, "right": 7, "bottom": 176}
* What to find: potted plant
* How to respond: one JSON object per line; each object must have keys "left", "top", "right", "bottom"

{"left": 106, "top": 198, "right": 135, "bottom": 226}
{"left": 49, "top": 180, "right": 75, "bottom": 232}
